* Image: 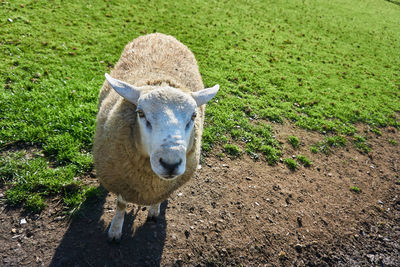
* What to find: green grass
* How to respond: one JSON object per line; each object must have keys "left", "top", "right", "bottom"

{"left": 311, "top": 135, "right": 347, "bottom": 154}
{"left": 350, "top": 186, "right": 361, "bottom": 193}
{"left": 1, "top": 0, "right": 399, "bottom": 212}
{"left": 284, "top": 158, "right": 298, "bottom": 171}
{"left": 223, "top": 144, "right": 242, "bottom": 158}
{"left": 353, "top": 135, "right": 371, "bottom": 153}
{"left": 288, "top": 136, "right": 300, "bottom": 149}
{"left": 296, "top": 155, "right": 312, "bottom": 167}
{"left": 371, "top": 128, "right": 382, "bottom": 136}
{"left": 388, "top": 139, "right": 398, "bottom": 146}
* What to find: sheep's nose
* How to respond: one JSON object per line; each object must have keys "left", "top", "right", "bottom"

{"left": 159, "top": 158, "right": 182, "bottom": 175}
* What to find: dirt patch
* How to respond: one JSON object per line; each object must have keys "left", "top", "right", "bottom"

{"left": 1, "top": 124, "right": 399, "bottom": 266}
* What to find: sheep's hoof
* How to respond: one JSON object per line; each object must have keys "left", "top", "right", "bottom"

{"left": 107, "top": 229, "right": 122, "bottom": 243}
{"left": 107, "top": 234, "right": 121, "bottom": 243}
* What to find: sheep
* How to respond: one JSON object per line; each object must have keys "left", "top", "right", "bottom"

{"left": 93, "top": 33, "right": 219, "bottom": 241}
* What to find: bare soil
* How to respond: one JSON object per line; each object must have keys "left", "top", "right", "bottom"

{"left": 1, "top": 124, "right": 399, "bottom": 266}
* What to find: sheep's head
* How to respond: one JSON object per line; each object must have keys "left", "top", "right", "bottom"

{"left": 105, "top": 73, "right": 219, "bottom": 180}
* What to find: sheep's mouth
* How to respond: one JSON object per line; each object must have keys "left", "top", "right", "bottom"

{"left": 158, "top": 174, "right": 180, "bottom": 180}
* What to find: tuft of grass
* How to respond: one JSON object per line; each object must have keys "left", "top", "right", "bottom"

{"left": 310, "top": 145, "right": 319, "bottom": 154}
{"left": 312, "top": 135, "right": 347, "bottom": 154}
{"left": 259, "top": 145, "right": 281, "bottom": 165}
{"left": 288, "top": 136, "right": 300, "bottom": 149}
{"left": 25, "top": 194, "right": 46, "bottom": 213}
{"left": 223, "top": 144, "right": 242, "bottom": 158}
{"left": 284, "top": 158, "right": 298, "bottom": 171}
{"left": 371, "top": 128, "right": 382, "bottom": 136}
{"left": 326, "top": 136, "right": 347, "bottom": 147}
{"left": 296, "top": 155, "right": 312, "bottom": 167}
{"left": 353, "top": 135, "right": 371, "bottom": 153}
{"left": 350, "top": 186, "right": 361, "bottom": 193}
{"left": 388, "top": 139, "right": 398, "bottom": 146}
{"left": 216, "top": 152, "right": 225, "bottom": 159}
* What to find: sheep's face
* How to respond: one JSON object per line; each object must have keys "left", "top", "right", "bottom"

{"left": 136, "top": 87, "right": 198, "bottom": 179}
{"left": 105, "top": 74, "right": 219, "bottom": 180}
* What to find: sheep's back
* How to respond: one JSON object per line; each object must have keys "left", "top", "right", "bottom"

{"left": 98, "top": 33, "right": 204, "bottom": 106}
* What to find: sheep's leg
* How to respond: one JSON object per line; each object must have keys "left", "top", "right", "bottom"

{"left": 108, "top": 195, "right": 126, "bottom": 242}
{"left": 147, "top": 203, "right": 160, "bottom": 221}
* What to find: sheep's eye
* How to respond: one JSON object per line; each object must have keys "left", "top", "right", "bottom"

{"left": 191, "top": 112, "right": 197, "bottom": 121}
{"left": 137, "top": 110, "right": 145, "bottom": 118}
{"left": 146, "top": 120, "right": 152, "bottom": 129}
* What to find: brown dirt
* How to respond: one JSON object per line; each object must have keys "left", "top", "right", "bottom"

{"left": 1, "top": 123, "right": 399, "bottom": 266}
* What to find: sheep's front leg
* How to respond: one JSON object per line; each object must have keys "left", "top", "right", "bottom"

{"left": 108, "top": 195, "right": 126, "bottom": 242}
{"left": 147, "top": 203, "right": 160, "bottom": 221}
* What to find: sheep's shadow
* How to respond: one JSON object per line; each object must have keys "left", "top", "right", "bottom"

{"left": 50, "top": 187, "right": 167, "bottom": 266}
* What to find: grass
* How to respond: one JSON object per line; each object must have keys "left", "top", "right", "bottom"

{"left": 288, "top": 136, "right": 300, "bottom": 149}
{"left": 223, "top": 144, "right": 242, "bottom": 158}
{"left": 296, "top": 155, "right": 312, "bottom": 167}
{"left": 388, "top": 139, "right": 398, "bottom": 146}
{"left": 1, "top": 0, "right": 399, "bottom": 212}
{"left": 284, "top": 158, "right": 298, "bottom": 171}
{"left": 311, "top": 135, "right": 347, "bottom": 154}
{"left": 353, "top": 135, "right": 371, "bottom": 153}
{"left": 350, "top": 186, "right": 361, "bottom": 193}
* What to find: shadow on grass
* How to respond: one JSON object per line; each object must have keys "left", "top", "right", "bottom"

{"left": 49, "top": 187, "right": 167, "bottom": 266}
{"left": 386, "top": 0, "right": 400, "bottom": 6}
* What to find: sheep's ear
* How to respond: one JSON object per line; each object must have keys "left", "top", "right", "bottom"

{"left": 191, "top": 85, "right": 219, "bottom": 106}
{"left": 105, "top": 73, "right": 141, "bottom": 105}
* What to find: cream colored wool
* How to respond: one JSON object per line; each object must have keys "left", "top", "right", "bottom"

{"left": 93, "top": 33, "right": 206, "bottom": 205}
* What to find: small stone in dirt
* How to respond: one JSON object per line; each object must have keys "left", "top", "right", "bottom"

{"left": 378, "top": 200, "right": 383, "bottom": 205}
{"left": 11, "top": 228, "right": 17, "bottom": 234}
{"left": 177, "top": 192, "right": 183, "bottom": 197}
{"left": 367, "top": 254, "right": 375, "bottom": 263}
{"left": 297, "top": 217, "right": 303, "bottom": 227}
{"left": 278, "top": 251, "right": 287, "bottom": 259}
{"left": 20, "top": 218, "right": 27, "bottom": 225}
{"left": 184, "top": 230, "right": 190, "bottom": 239}
{"left": 222, "top": 164, "right": 229, "bottom": 168}
{"left": 197, "top": 165, "right": 202, "bottom": 170}
{"left": 246, "top": 177, "right": 252, "bottom": 181}
{"left": 294, "top": 243, "right": 303, "bottom": 253}
{"left": 328, "top": 173, "right": 332, "bottom": 177}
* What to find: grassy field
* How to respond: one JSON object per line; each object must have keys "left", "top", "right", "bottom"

{"left": 1, "top": 0, "right": 399, "bottom": 212}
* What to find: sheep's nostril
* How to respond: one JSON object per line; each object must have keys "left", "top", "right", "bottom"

{"left": 159, "top": 158, "right": 182, "bottom": 174}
